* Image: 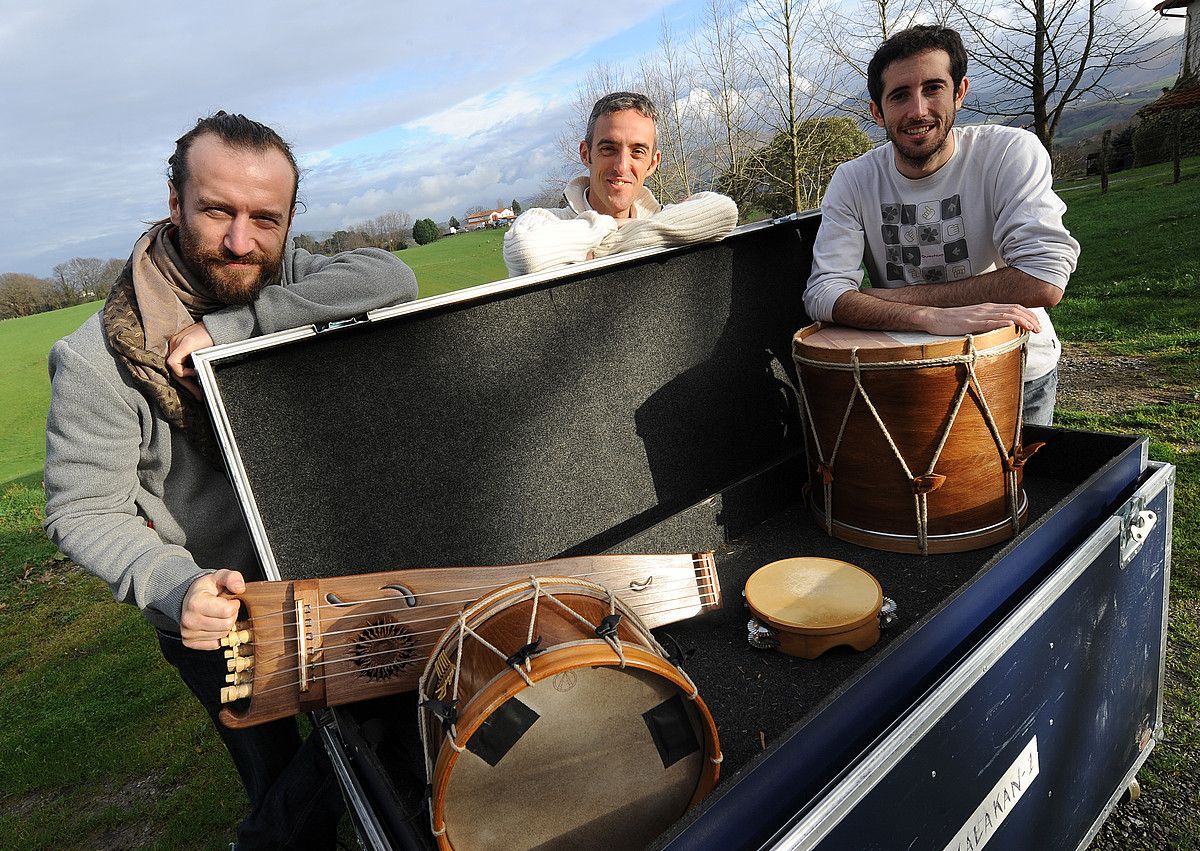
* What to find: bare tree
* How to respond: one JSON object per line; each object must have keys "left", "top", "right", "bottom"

{"left": 697, "top": 0, "right": 759, "bottom": 203}
{"left": 638, "top": 16, "right": 702, "bottom": 202}
{"left": 741, "top": 0, "right": 837, "bottom": 213}
{"left": 947, "top": 0, "right": 1166, "bottom": 151}
{"left": 0, "top": 272, "right": 57, "bottom": 318}
{"left": 812, "top": 0, "right": 938, "bottom": 121}
{"left": 53, "top": 257, "right": 118, "bottom": 305}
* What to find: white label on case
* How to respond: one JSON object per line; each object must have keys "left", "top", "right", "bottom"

{"left": 943, "top": 735, "right": 1041, "bottom": 851}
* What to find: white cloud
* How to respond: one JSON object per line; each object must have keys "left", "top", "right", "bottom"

{"left": 0, "top": 0, "right": 687, "bottom": 274}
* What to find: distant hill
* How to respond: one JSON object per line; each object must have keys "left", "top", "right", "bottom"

{"left": 963, "top": 36, "right": 1183, "bottom": 145}
{"left": 853, "top": 36, "right": 1182, "bottom": 147}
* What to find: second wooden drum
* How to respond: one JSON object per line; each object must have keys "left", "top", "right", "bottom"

{"left": 792, "top": 323, "right": 1043, "bottom": 555}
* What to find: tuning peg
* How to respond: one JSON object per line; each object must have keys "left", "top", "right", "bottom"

{"left": 220, "top": 684, "right": 252, "bottom": 704}
{"left": 220, "top": 628, "right": 252, "bottom": 648}
{"left": 226, "top": 655, "right": 255, "bottom": 673}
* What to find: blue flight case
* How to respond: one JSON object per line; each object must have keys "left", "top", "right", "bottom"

{"left": 194, "top": 214, "right": 1173, "bottom": 851}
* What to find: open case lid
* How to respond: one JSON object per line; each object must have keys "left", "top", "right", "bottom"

{"left": 192, "top": 215, "right": 818, "bottom": 582}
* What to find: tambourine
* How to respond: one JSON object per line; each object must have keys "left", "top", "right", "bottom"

{"left": 744, "top": 557, "right": 897, "bottom": 659}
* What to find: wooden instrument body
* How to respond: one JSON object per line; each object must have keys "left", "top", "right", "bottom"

{"left": 420, "top": 578, "right": 721, "bottom": 851}
{"left": 218, "top": 552, "right": 720, "bottom": 728}
{"left": 793, "top": 324, "right": 1029, "bottom": 554}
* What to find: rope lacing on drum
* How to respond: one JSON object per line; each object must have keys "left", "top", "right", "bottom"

{"left": 527, "top": 578, "right": 628, "bottom": 668}
{"left": 795, "top": 333, "right": 1027, "bottom": 556}
{"left": 796, "top": 366, "right": 857, "bottom": 537}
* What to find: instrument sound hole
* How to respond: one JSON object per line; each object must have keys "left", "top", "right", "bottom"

{"left": 353, "top": 618, "right": 418, "bottom": 680}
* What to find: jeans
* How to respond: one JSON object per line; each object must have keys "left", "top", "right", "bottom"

{"left": 1022, "top": 368, "right": 1058, "bottom": 426}
{"left": 157, "top": 630, "right": 344, "bottom": 850}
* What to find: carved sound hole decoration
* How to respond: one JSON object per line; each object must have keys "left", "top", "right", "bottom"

{"left": 353, "top": 618, "right": 418, "bottom": 680}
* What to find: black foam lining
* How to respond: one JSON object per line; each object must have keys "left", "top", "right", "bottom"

{"left": 211, "top": 221, "right": 812, "bottom": 578}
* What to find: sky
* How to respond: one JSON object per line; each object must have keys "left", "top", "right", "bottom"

{"left": 0, "top": 0, "right": 709, "bottom": 276}
{"left": 0, "top": 0, "right": 1181, "bottom": 277}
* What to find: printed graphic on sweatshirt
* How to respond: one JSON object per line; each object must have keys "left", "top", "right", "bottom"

{"left": 880, "top": 194, "right": 972, "bottom": 283}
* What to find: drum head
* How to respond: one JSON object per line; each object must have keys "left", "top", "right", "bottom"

{"left": 794, "top": 322, "right": 1020, "bottom": 364}
{"left": 745, "top": 557, "right": 882, "bottom": 634}
{"left": 441, "top": 654, "right": 708, "bottom": 850}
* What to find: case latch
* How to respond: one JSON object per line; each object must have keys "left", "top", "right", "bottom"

{"left": 1119, "top": 497, "right": 1157, "bottom": 569}
{"left": 315, "top": 315, "right": 369, "bottom": 334}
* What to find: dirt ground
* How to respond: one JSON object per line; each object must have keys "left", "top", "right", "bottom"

{"left": 1055, "top": 343, "right": 1200, "bottom": 416}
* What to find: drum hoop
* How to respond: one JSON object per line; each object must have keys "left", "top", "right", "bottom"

{"left": 744, "top": 558, "right": 883, "bottom": 635}
{"left": 427, "top": 642, "right": 722, "bottom": 843}
{"left": 417, "top": 576, "right": 653, "bottom": 696}
{"left": 794, "top": 328, "right": 1027, "bottom": 371}
{"left": 817, "top": 489, "right": 1030, "bottom": 544}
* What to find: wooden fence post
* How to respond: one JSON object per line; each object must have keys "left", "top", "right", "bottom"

{"left": 1100, "top": 130, "right": 1111, "bottom": 194}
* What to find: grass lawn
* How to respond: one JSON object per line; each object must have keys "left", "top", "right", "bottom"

{"left": 0, "top": 158, "right": 1196, "bottom": 849}
{"left": 0, "top": 303, "right": 104, "bottom": 487}
{"left": 400, "top": 227, "right": 508, "bottom": 298}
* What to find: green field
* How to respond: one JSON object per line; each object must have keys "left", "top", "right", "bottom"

{"left": 401, "top": 227, "right": 508, "bottom": 297}
{"left": 0, "top": 303, "right": 104, "bottom": 486}
{"left": 0, "top": 160, "right": 1197, "bottom": 849}
{"left": 0, "top": 229, "right": 508, "bottom": 488}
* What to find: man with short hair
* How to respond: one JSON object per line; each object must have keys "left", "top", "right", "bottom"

{"left": 804, "top": 26, "right": 1080, "bottom": 424}
{"left": 43, "top": 111, "right": 418, "bottom": 849}
{"left": 503, "top": 91, "right": 738, "bottom": 276}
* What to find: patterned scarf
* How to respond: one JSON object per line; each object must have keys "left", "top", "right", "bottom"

{"left": 103, "top": 222, "right": 225, "bottom": 466}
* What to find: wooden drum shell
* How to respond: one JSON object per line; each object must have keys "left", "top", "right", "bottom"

{"left": 793, "top": 324, "right": 1029, "bottom": 554}
{"left": 420, "top": 578, "right": 721, "bottom": 851}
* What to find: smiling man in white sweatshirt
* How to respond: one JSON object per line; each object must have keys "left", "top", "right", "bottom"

{"left": 803, "top": 25, "right": 1080, "bottom": 424}
{"left": 503, "top": 91, "right": 738, "bottom": 277}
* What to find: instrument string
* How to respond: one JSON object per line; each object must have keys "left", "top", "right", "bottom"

{"left": 235, "top": 596, "right": 714, "bottom": 699}
{"left": 240, "top": 576, "right": 719, "bottom": 649}
{"left": 239, "top": 560, "right": 716, "bottom": 626}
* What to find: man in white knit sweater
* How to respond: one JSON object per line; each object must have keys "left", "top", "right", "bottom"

{"left": 503, "top": 91, "right": 738, "bottom": 277}
{"left": 804, "top": 26, "right": 1079, "bottom": 424}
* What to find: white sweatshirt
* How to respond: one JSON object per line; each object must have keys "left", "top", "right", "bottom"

{"left": 503, "top": 176, "right": 738, "bottom": 277}
{"left": 804, "top": 125, "right": 1080, "bottom": 381}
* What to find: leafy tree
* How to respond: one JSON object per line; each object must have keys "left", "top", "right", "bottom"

{"left": 293, "top": 233, "right": 320, "bottom": 253}
{"left": 412, "top": 218, "right": 440, "bottom": 245}
{"left": 511, "top": 200, "right": 522, "bottom": 216}
{"left": 722, "top": 117, "right": 872, "bottom": 217}
{"left": 448, "top": 216, "right": 461, "bottom": 230}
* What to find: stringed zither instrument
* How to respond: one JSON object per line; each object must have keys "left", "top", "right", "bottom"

{"left": 218, "top": 552, "right": 721, "bottom": 728}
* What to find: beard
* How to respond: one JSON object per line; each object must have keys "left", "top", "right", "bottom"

{"left": 887, "top": 116, "right": 954, "bottom": 173}
{"left": 177, "top": 218, "right": 285, "bottom": 305}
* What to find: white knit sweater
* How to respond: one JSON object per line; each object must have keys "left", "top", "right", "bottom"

{"left": 503, "top": 176, "right": 738, "bottom": 277}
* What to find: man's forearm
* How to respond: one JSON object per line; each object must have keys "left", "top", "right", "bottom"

{"left": 868, "top": 266, "right": 1063, "bottom": 309}
{"left": 831, "top": 290, "right": 1044, "bottom": 336}
{"left": 831, "top": 290, "right": 932, "bottom": 331}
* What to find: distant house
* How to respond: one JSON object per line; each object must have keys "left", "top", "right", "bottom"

{"left": 1133, "top": 0, "right": 1200, "bottom": 162}
{"left": 464, "top": 208, "right": 516, "bottom": 230}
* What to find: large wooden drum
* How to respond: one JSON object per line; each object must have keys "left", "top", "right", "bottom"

{"left": 418, "top": 576, "right": 722, "bottom": 850}
{"left": 792, "top": 323, "right": 1042, "bottom": 555}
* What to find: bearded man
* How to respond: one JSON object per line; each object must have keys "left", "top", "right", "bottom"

{"left": 803, "top": 26, "right": 1080, "bottom": 424}
{"left": 503, "top": 91, "right": 738, "bottom": 277}
{"left": 43, "top": 111, "right": 417, "bottom": 849}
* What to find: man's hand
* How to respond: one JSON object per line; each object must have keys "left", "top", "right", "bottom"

{"left": 165, "top": 322, "right": 214, "bottom": 399}
{"left": 918, "top": 303, "right": 1043, "bottom": 336}
{"left": 181, "top": 569, "right": 245, "bottom": 650}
